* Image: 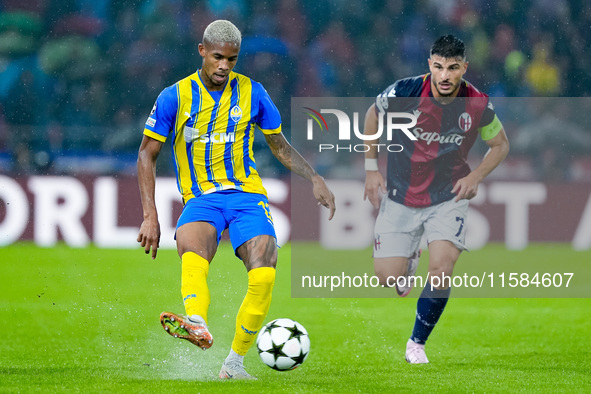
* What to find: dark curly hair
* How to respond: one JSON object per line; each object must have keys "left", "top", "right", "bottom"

{"left": 430, "top": 35, "right": 466, "bottom": 60}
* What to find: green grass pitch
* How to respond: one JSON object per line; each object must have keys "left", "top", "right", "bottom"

{"left": 1, "top": 243, "right": 589, "bottom": 392}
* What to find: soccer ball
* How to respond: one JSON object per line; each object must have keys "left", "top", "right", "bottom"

{"left": 256, "top": 318, "right": 310, "bottom": 371}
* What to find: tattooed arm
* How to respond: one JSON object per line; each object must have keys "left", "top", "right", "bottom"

{"left": 264, "top": 132, "right": 336, "bottom": 220}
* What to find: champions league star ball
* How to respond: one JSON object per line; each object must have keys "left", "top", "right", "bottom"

{"left": 256, "top": 318, "right": 310, "bottom": 371}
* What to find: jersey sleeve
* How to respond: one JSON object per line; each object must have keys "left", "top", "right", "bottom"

{"left": 253, "top": 82, "right": 282, "bottom": 135}
{"left": 478, "top": 101, "right": 503, "bottom": 141}
{"left": 375, "top": 82, "right": 398, "bottom": 115}
{"left": 143, "top": 85, "right": 178, "bottom": 142}
{"left": 375, "top": 76, "right": 424, "bottom": 115}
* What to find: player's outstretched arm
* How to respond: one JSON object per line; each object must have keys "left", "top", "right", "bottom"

{"left": 363, "top": 104, "right": 386, "bottom": 209}
{"left": 137, "top": 135, "right": 163, "bottom": 259}
{"left": 264, "top": 132, "right": 335, "bottom": 220}
{"left": 452, "top": 127, "right": 510, "bottom": 201}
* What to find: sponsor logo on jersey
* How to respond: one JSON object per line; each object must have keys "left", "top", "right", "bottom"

{"left": 184, "top": 126, "right": 199, "bottom": 143}
{"left": 412, "top": 128, "right": 465, "bottom": 146}
{"left": 184, "top": 125, "right": 236, "bottom": 143}
{"left": 230, "top": 105, "right": 242, "bottom": 122}
{"left": 198, "top": 132, "right": 235, "bottom": 143}
{"left": 150, "top": 103, "right": 156, "bottom": 116}
{"left": 146, "top": 117, "right": 156, "bottom": 127}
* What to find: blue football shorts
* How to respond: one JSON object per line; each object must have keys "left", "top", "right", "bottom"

{"left": 176, "top": 190, "right": 276, "bottom": 254}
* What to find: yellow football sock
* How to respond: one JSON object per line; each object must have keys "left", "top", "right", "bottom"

{"left": 181, "top": 252, "right": 210, "bottom": 324}
{"left": 231, "top": 267, "right": 276, "bottom": 356}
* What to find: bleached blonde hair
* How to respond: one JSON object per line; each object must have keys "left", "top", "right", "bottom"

{"left": 203, "top": 20, "right": 241, "bottom": 47}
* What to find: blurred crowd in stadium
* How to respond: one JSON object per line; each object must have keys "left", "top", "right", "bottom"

{"left": 1, "top": 0, "right": 590, "bottom": 180}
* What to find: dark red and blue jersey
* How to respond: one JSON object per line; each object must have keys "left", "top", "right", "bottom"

{"left": 375, "top": 74, "right": 500, "bottom": 208}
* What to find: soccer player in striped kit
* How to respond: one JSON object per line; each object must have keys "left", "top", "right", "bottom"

{"left": 137, "top": 20, "right": 335, "bottom": 379}
{"left": 364, "top": 35, "right": 509, "bottom": 363}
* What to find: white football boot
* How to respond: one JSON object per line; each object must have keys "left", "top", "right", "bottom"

{"left": 219, "top": 361, "right": 257, "bottom": 380}
{"left": 405, "top": 339, "right": 429, "bottom": 364}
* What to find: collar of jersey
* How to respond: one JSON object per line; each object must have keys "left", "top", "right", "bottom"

{"left": 195, "top": 69, "right": 233, "bottom": 103}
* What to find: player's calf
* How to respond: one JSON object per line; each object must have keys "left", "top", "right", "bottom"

{"left": 396, "top": 249, "right": 421, "bottom": 297}
{"left": 374, "top": 256, "right": 409, "bottom": 287}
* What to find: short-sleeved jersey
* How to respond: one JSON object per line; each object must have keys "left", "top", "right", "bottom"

{"left": 144, "top": 70, "right": 281, "bottom": 204}
{"left": 375, "top": 74, "right": 503, "bottom": 208}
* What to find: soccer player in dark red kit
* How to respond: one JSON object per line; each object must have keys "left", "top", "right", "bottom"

{"left": 363, "top": 35, "right": 510, "bottom": 363}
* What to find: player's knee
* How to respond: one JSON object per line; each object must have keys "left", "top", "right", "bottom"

{"left": 374, "top": 270, "right": 397, "bottom": 287}
{"left": 428, "top": 265, "right": 454, "bottom": 283}
{"left": 259, "top": 237, "right": 278, "bottom": 267}
{"left": 427, "top": 254, "right": 456, "bottom": 278}
{"left": 374, "top": 260, "right": 407, "bottom": 287}
{"left": 244, "top": 235, "right": 277, "bottom": 269}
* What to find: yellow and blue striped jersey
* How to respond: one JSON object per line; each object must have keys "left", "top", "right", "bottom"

{"left": 144, "top": 70, "right": 282, "bottom": 203}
